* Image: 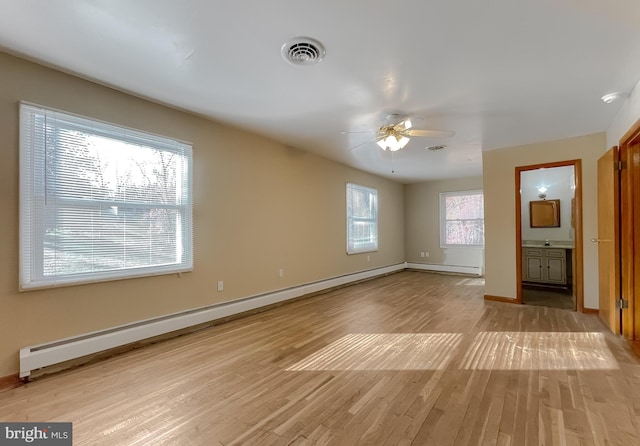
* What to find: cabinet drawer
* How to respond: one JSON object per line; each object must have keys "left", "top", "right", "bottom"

{"left": 545, "top": 249, "right": 565, "bottom": 257}
{"left": 524, "top": 248, "right": 543, "bottom": 256}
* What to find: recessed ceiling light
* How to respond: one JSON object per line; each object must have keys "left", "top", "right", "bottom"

{"left": 601, "top": 92, "right": 625, "bottom": 104}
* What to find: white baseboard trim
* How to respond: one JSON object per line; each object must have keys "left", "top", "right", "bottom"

{"left": 406, "top": 262, "right": 482, "bottom": 276}
{"left": 19, "top": 263, "right": 405, "bottom": 378}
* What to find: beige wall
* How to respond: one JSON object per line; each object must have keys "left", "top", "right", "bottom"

{"left": 482, "top": 133, "right": 606, "bottom": 308}
{"left": 404, "top": 177, "right": 484, "bottom": 268}
{"left": 0, "top": 52, "right": 405, "bottom": 376}
{"left": 607, "top": 77, "right": 640, "bottom": 146}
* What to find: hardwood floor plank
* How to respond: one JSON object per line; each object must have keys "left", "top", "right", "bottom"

{"left": 1, "top": 271, "right": 639, "bottom": 445}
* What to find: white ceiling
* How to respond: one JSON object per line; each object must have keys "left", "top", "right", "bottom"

{"left": 1, "top": 0, "right": 639, "bottom": 183}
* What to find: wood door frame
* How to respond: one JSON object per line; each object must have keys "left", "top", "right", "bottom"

{"left": 619, "top": 119, "right": 640, "bottom": 339}
{"left": 514, "top": 160, "right": 584, "bottom": 311}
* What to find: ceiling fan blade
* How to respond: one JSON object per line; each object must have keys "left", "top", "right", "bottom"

{"left": 340, "top": 130, "right": 379, "bottom": 134}
{"left": 347, "top": 136, "right": 383, "bottom": 151}
{"left": 406, "top": 129, "right": 455, "bottom": 138}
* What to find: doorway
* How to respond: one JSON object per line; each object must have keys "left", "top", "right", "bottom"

{"left": 515, "top": 160, "right": 584, "bottom": 311}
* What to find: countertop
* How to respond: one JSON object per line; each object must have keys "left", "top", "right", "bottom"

{"left": 522, "top": 243, "right": 574, "bottom": 249}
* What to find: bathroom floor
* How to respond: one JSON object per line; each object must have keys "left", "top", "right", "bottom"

{"left": 522, "top": 285, "right": 574, "bottom": 310}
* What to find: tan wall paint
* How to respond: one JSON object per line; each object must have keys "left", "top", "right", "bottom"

{"left": 607, "top": 77, "right": 640, "bottom": 147}
{"left": 482, "top": 133, "right": 606, "bottom": 308}
{"left": 0, "top": 52, "right": 405, "bottom": 376}
{"left": 404, "top": 176, "right": 484, "bottom": 266}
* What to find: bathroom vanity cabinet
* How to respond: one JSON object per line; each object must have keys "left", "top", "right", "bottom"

{"left": 522, "top": 246, "right": 571, "bottom": 285}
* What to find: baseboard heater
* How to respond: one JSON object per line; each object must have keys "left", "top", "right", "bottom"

{"left": 19, "top": 263, "right": 405, "bottom": 378}
{"left": 406, "top": 262, "right": 483, "bottom": 276}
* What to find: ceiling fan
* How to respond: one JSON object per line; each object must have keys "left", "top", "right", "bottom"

{"left": 343, "top": 114, "right": 454, "bottom": 151}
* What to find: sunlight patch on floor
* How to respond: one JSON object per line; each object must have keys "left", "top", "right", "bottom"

{"left": 460, "top": 332, "right": 619, "bottom": 370}
{"left": 456, "top": 278, "right": 485, "bottom": 286}
{"left": 286, "top": 333, "right": 463, "bottom": 371}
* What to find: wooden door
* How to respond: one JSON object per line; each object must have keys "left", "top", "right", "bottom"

{"left": 621, "top": 136, "right": 640, "bottom": 339}
{"left": 597, "top": 147, "right": 620, "bottom": 333}
{"left": 632, "top": 141, "right": 640, "bottom": 339}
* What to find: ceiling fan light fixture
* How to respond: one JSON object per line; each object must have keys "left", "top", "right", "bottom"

{"left": 379, "top": 135, "right": 398, "bottom": 151}
{"left": 356, "top": 115, "right": 452, "bottom": 152}
{"left": 378, "top": 134, "right": 410, "bottom": 151}
{"left": 386, "top": 135, "right": 400, "bottom": 151}
{"left": 397, "top": 136, "right": 410, "bottom": 148}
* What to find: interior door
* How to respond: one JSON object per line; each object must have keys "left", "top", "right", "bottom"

{"left": 597, "top": 146, "right": 620, "bottom": 333}
{"left": 623, "top": 137, "right": 640, "bottom": 340}
{"left": 632, "top": 141, "right": 640, "bottom": 340}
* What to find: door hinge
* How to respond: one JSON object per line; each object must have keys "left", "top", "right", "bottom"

{"left": 618, "top": 160, "right": 626, "bottom": 171}
{"left": 616, "top": 298, "right": 629, "bottom": 309}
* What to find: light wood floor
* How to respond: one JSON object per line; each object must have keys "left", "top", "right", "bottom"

{"left": 1, "top": 271, "right": 640, "bottom": 445}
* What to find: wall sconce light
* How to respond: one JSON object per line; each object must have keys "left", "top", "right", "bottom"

{"left": 537, "top": 186, "right": 548, "bottom": 199}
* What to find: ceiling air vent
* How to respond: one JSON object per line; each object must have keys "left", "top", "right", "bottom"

{"left": 281, "top": 37, "right": 326, "bottom": 66}
{"left": 427, "top": 145, "right": 447, "bottom": 151}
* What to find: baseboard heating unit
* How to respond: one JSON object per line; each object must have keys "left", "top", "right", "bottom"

{"left": 405, "top": 262, "right": 483, "bottom": 276}
{"left": 19, "top": 263, "right": 405, "bottom": 378}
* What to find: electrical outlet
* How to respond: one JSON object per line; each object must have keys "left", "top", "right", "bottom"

{"left": 420, "top": 252, "right": 425, "bottom": 257}
{"left": 279, "top": 269, "right": 284, "bottom": 278}
{"left": 425, "top": 252, "right": 430, "bottom": 258}
{"left": 367, "top": 255, "right": 370, "bottom": 262}
{"left": 217, "top": 280, "right": 224, "bottom": 292}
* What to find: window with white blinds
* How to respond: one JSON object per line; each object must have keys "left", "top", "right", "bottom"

{"left": 19, "top": 103, "right": 193, "bottom": 290}
{"left": 346, "top": 183, "right": 378, "bottom": 254}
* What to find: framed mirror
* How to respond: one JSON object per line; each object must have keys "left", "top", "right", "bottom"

{"left": 530, "top": 199, "right": 560, "bottom": 227}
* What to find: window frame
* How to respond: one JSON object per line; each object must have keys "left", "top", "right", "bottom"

{"left": 346, "top": 182, "right": 378, "bottom": 255}
{"left": 439, "top": 189, "right": 485, "bottom": 248}
{"left": 19, "top": 102, "right": 193, "bottom": 290}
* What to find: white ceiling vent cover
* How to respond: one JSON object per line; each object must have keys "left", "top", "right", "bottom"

{"left": 281, "top": 37, "right": 326, "bottom": 66}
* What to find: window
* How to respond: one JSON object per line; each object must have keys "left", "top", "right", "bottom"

{"left": 346, "top": 183, "right": 378, "bottom": 254}
{"left": 440, "top": 190, "right": 484, "bottom": 247}
{"left": 20, "top": 103, "right": 193, "bottom": 289}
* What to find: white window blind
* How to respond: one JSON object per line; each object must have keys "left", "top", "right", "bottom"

{"left": 20, "top": 103, "right": 193, "bottom": 290}
{"left": 439, "top": 190, "right": 484, "bottom": 247}
{"left": 346, "top": 183, "right": 378, "bottom": 254}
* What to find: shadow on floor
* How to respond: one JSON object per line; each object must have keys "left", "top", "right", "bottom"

{"left": 522, "top": 285, "right": 574, "bottom": 310}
